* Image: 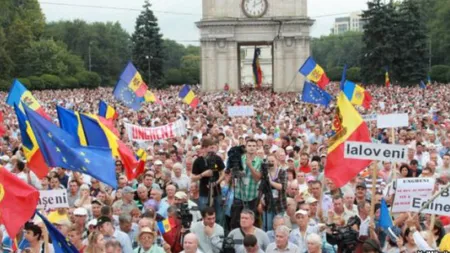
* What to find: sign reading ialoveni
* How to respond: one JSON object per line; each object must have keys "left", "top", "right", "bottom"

{"left": 392, "top": 178, "right": 435, "bottom": 213}
{"left": 344, "top": 141, "right": 407, "bottom": 163}
{"left": 38, "top": 189, "right": 69, "bottom": 209}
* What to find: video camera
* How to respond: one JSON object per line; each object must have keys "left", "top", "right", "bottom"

{"left": 326, "top": 215, "right": 361, "bottom": 253}
{"left": 227, "top": 145, "right": 246, "bottom": 177}
{"left": 177, "top": 203, "right": 193, "bottom": 229}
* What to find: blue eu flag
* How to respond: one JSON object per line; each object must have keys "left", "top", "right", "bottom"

{"left": 301, "top": 81, "right": 333, "bottom": 107}
{"left": 420, "top": 80, "right": 427, "bottom": 89}
{"left": 24, "top": 106, "right": 117, "bottom": 188}
{"left": 36, "top": 211, "right": 79, "bottom": 253}
{"left": 113, "top": 79, "right": 144, "bottom": 110}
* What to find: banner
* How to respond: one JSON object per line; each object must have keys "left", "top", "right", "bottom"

{"left": 344, "top": 141, "right": 407, "bottom": 163}
{"left": 125, "top": 119, "right": 187, "bottom": 142}
{"left": 410, "top": 186, "right": 450, "bottom": 216}
{"left": 392, "top": 178, "right": 435, "bottom": 213}
{"left": 377, "top": 113, "right": 408, "bottom": 128}
{"left": 38, "top": 190, "right": 69, "bottom": 209}
{"left": 361, "top": 114, "right": 377, "bottom": 122}
{"left": 227, "top": 106, "right": 254, "bottom": 117}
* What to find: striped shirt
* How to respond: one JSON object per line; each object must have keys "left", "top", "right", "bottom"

{"left": 364, "top": 176, "right": 386, "bottom": 192}
{"left": 234, "top": 155, "right": 262, "bottom": 201}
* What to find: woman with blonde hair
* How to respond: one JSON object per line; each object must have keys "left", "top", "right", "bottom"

{"left": 86, "top": 231, "right": 105, "bottom": 253}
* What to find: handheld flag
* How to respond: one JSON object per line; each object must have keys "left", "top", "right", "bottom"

{"left": 325, "top": 92, "right": 372, "bottom": 187}
{"left": 14, "top": 105, "right": 50, "bottom": 178}
{"left": 378, "top": 198, "right": 393, "bottom": 230}
{"left": 113, "top": 62, "right": 148, "bottom": 110}
{"left": 420, "top": 80, "right": 427, "bottom": 89}
{"left": 301, "top": 81, "right": 332, "bottom": 107}
{"left": 134, "top": 149, "right": 147, "bottom": 179}
{"left": 79, "top": 114, "right": 138, "bottom": 180}
{"left": 342, "top": 81, "right": 372, "bottom": 109}
{"left": 179, "top": 85, "right": 200, "bottom": 109}
{"left": 0, "top": 167, "right": 40, "bottom": 243}
{"left": 6, "top": 79, "right": 51, "bottom": 120}
{"left": 36, "top": 211, "right": 79, "bottom": 253}
{"left": 98, "top": 100, "right": 118, "bottom": 121}
{"left": 252, "top": 48, "right": 263, "bottom": 89}
{"left": 340, "top": 65, "right": 347, "bottom": 91}
{"left": 25, "top": 106, "right": 118, "bottom": 188}
{"left": 57, "top": 106, "right": 88, "bottom": 146}
{"left": 427, "top": 75, "right": 431, "bottom": 86}
{"left": 385, "top": 68, "right": 391, "bottom": 88}
{"left": 299, "top": 57, "right": 330, "bottom": 89}
{"left": 157, "top": 218, "right": 175, "bottom": 234}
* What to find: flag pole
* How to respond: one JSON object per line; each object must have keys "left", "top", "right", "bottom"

{"left": 369, "top": 162, "right": 378, "bottom": 222}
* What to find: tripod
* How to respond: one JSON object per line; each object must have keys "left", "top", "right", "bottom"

{"left": 257, "top": 165, "right": 276, "bottom": 232}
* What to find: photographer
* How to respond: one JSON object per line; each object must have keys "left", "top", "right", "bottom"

{"left": 174, "top": 191, "right": 202, "bottom": 223}
{"left": 191, "top": 138, "right": 225, "bottom": 224}
{"left": 258, "top": 154, "right": 287, "bottom": 231}
{"left": 190, "top": 207, "right": 224, "bottom": 253}
{"left": 230, "top": 139, "right": 263, "bottom": 229}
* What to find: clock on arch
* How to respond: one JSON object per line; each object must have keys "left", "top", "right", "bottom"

{"left": 242, "top": 0, "right": 268, "bottom": 18}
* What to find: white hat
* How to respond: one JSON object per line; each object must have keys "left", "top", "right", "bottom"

{"left": 175, "top": 191, "right": 188, "bottom": 200}
{"left": 286, "top": 146, "right": 293, "bottom": 151}
{"left": 74, "top": 207, "right": 88, "bottom": 216}
{"left": 306, "top": 197, "right": 318, "bottom": 204}
{"left": 86, "top": 219, "right": 97, "bottom": 229}
{"left": 154, "top": 160, "right": 163, "bottom": 165}
{"left": 295, "top": 209, "right": 308, "bottom": 216}
{"left": 0, "top": 155, "right": 10, "bottom": 162}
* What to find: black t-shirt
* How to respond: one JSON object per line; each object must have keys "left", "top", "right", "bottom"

{"left": 192, "top": 154, "right": 225, "bottom": 197}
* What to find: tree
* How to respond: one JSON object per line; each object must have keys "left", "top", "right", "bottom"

{"left": 0, "top": 27, "right": 13, "bottom": 79}
{"left": 428, "top": 0, "right": 450, "bottom": 67}
{"left": 131, "top": 0, "right": 164, "bottom": 87}
{"left": 181, "top": 54, "right": 200, "bottom": 84}
{"left": 162, "top": 39, "right": 186, "bottom": 72}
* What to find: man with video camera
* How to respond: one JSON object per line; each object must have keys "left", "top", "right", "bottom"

{"left": 191, "top": 138, "right": 225, "bottom": 224}
{"left": 230, "top": 139, "right": 263, "bottom": 230}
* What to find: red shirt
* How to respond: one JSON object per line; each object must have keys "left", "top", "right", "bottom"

{"left": 299, "top": 165, "right": 311, "bottom": 173}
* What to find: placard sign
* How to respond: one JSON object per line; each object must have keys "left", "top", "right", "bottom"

{"left": 344, "top": 141, "right": 407, "bottom": 163}
{"left": 377, "top": 113, "right": 409, "bottom": 128}
{"left": 37, "top": 189, "right": 69, "bottom": 209}
{"left": 410, "top": 186, "right": 450, "bottom": 216}
{"left": 227, "top": 106, "right": 254, "bottom": 117}
{"left": 361, "top": 114, "right": 377, "bottom": 122}
{"left": 392, "top": 178, "right": 435, "bottom": 213}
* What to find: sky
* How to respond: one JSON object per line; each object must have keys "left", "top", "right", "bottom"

{"left": 38, "top": 0, "right": 369, "bottom": 46}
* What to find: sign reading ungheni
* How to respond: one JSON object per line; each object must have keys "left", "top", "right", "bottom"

{"left": 125, "top": 119, "right": 187, "bottom": 142}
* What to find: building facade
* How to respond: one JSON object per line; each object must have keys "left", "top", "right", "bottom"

{"left": 196, "top": 0, "right": 313, "bottom": 92}
{"left": 331, "top": 12, "right": 365, "bottom": 35}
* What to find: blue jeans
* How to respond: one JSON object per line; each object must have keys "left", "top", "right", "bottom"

{"left": 262, "top": 211, "right": 275, "bottom": 231}
{"left": 199, "top": 195, "right": 224, "bottom": 226}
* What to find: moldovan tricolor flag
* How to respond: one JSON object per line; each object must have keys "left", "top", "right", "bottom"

{"left": 325, "top": 92, "right": 372, "bottom": 187}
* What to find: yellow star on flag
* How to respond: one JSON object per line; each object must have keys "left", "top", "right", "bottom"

{"left": 56, "top": 147, "right": 61, "bottom": 152}
{"left": 84, "top": 158, "right": 90, "bottom": 164}
{"left": 79, "top": 151, "right": 86, "bottom": 156}
{"left": 62, "top": 157, "right": 67, "bottom": 163}
{"left": 47, "top": 132, "right": 52, "bottom": 138}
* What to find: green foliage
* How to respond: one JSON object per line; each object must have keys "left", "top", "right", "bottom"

{"left": 180, "top": 54, "right": 200, "bottom": 84}
{"left": 0, "top": 27, "right": 13, "bottom": 79}
{"left": 28, "top": 76, "right": 45, "bottom": 90}
{"left": 428, "top": 0, "right": 450, "bottom": 67}
{"left": 163, "top": 39, "right": 186, "bottom": 72}
{"left": 40, "top": 74, "right": 61, "bottom": 89}
{"left": 312, "top": 31, "right": 363, "bottom": 70}
{"left": 327, "top": 66, "right": 344, "bottom": 81}
{"left": 61, "top": 76, "right": 79, "bottom": 89}
{"left": 347, "top": 67, "right": 362, "bottom": 82}
{"left": 0, "top": 79, "right": 9, "bottom": 91}
{"left": 165, "top": 68, "right": 185, "bottom": 85}
{"left": 17, "top": 78, "right": 31, "bottom": 87}
{"left": 361, "top": 0, "right": 428, "bottom": 84}
{"left": 76, "top": 71, "right": 101, "bottom": 88}
{"left": 131, "top": 0, "right": 164, "bottom": 87}
{"left": 430, "top": 65, "right": 450, "bottom": 82}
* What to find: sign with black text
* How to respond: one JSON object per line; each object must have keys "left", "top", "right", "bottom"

{"left": 227, "top": 106, "right": 254, "bottom": 117}
{"left": 37, "top": 189, "right": 69, "bottom": 209}
{"left": 377, "top": 113, "right": 409, "bottom": 128}
{"left": 344, "top": 141, "right": 407, "bottom": 163}
{"left": 392, "top": 178, "right": 435, "bottom": 213}
{"left": 410, "top": 186, "right": 450, "bottom": 216}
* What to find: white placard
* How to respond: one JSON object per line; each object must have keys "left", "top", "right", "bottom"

{"left": 227, "top": 106, "right": 254, "bottom": 117}
{"left": 410, "top": 186, "right": 450, "bottom": 216}
{"left": 379, "top": 102, "right": 385, "bottom": 109}
{"left": 392, "top": 178, "right": 435, "bottom": 213}
{"left": 38, "top": 190, "right": 69, "bottom": 209}
{"left": 361, "top": 114, "right": 377, "bottom": 122}
{"left": 344, "top": 141, "right": 407, "bottom": 163}
{"left": 377, "top": 113, "right": 409, "bottom": 128}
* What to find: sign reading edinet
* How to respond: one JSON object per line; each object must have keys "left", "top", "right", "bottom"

{"left": 344, "top": 141, "right": 407, "bottom": 163}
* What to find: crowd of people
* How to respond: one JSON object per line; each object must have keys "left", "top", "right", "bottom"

{"left": 1, "top": 82, "right": 450, "bottom": 253}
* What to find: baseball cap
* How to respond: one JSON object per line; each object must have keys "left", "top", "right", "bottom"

{"left": 91, "top": 198, "right": 104, "bottom": 206}
{"left": 96, "top": 216, "right": 112, "bottom": 227}
{"left": 154, "top": 160, "right": 163, "bottom": 165}
{"left": 86, "top": 219, "right": 98, "bottom": 230}
{"left": 175, "top": 191, "right": 187, "bottom": 200}
{"left": 356, "top": 182, "right": 367, "bottom": 189}
{"left": 122, "top": 186, "right": 136, "bottom": 194}
{"left": 73, "top": 208, "right": 88, "bottom": 216}
{"left": 306, "top": 196, "right": 318, "bottom": 204}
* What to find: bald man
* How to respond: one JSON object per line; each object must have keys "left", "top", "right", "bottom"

{"left": 181, "top": 233, "right": 203, "bottom": 253}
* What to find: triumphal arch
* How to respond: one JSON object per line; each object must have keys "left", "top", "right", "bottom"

{"left": 196, "top": 0, "right": 314, "bottom": 92}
